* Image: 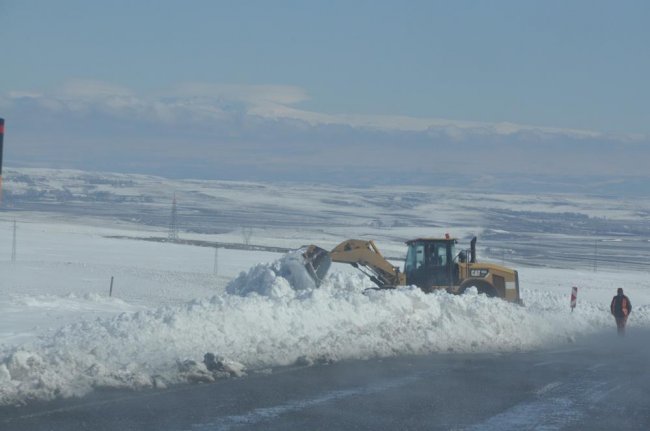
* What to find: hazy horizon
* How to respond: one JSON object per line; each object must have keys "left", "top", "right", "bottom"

{"left": 1, "top": 1, "right": 648, "bottom": 193}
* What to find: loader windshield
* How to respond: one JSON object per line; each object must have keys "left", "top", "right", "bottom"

{"left": 433, "top": 243, "right": 448, "bottom": 265}
{"left": 405, "top": 240, "right": 455, "bottom": 269}
{"left": 404, "top": 242, "right": 425, "bottom": 273}
{"left": 404, "top": 239, "right": 458, "bottom": 288}
{"left": 405, "top": 239, "right": 458, "bottom": 269}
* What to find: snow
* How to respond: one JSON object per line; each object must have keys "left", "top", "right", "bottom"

{"left": 0, "top": 214, "right": 649, "bottom": 406}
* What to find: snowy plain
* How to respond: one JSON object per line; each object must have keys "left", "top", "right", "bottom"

{"left": 0, "top": 169, "right": 648, "bottom": 407}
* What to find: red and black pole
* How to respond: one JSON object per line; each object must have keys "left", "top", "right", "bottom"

{"left": 0, "top": 118, "right": 4, "bottom": 204}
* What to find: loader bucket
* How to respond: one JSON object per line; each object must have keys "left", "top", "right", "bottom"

{"left": 300, "top": 245, "right": 332, "bottom": 287}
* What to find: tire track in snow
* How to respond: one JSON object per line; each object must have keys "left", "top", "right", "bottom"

{"left": 465, "top": 370, "right": 617, "bottom": 430}
{"left": 187, "top": 374, "right": 419, "bottom": 431}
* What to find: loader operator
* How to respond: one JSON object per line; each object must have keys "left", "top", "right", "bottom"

{"left": 610, "top": 288, "right": 632, "bottom": 336}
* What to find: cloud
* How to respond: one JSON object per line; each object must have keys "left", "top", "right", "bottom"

{"left": 1, "top": 80, "right": 649, "bottom": 190}
{"left": 170, "top": 82, "right": 309, "bottom": 105}
{"left": 56, "top": 79, "right": 134, "bottom": 99}
{"left": 2, "top": 79, "right": 629, "bottom": 139}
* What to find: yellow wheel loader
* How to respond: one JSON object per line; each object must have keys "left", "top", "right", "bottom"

{"left": 302, "top": 236, "right": 522, "bottom": 304}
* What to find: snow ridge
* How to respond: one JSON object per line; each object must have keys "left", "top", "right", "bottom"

{"left": 0, "top": 253, "right": 639, "bottom": 406}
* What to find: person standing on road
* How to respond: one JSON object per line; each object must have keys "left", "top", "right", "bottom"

{"left": 610, "top": 288, "right": 632, "bottom": 336}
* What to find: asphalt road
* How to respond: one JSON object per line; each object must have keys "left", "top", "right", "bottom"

{"left": 1, "top": 330, "right": 649, "bottom": 431}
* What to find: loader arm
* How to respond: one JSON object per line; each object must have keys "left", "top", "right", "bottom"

{"left": 329, "top": 239, "right": 406, "bottom": 288}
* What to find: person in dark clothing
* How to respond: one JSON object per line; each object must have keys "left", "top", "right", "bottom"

{"left": 610, "top": 288, "right": 632, "bottom": 336}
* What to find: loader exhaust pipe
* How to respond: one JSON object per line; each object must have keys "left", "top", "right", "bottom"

{"left": 0, "top": 118, "right": 4, "bottom": 205}
{"left": 470, "top": 236, "right": 477, "bottom": 263}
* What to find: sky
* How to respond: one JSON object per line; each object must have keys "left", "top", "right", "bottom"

{"left": 0, "top": 0, "right": 649, "bottom": 186}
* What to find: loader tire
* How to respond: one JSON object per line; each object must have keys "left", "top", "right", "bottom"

{"left": 458, "top": 279, "right": 498, "bottom": 298}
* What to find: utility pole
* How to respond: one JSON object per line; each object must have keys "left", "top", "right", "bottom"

{"left": 0, "top": 118, "right": 5, "bottom": 206}
{"left": 242, "top": 226, "right": 253, "bottom": 246}
{"left": 168, "top": 193, "right": 179, "bottom": 241}
{"left": 213, "top": 247, "right": 219, "bottom": 275}
{"left": 11, "top": 218, "right": 16, "bottom": 262}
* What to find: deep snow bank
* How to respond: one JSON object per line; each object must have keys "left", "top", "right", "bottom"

{"left": 0, "top": 252, "right": 643, "bottom": 405}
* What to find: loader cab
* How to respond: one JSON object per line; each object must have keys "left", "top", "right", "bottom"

{"left": 404, "top": 237, "right": 459, "bottom": 291}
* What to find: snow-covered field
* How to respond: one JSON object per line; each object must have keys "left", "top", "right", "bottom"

{"left": 5, "top": 167, "right": 650, "bottom": 272}
{"left": 0, "top": 211, "right": 648, "bottom": 407}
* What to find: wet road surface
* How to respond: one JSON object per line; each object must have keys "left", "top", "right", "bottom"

{"left": 1, "top": 330, "right": 648, "bottom": 430}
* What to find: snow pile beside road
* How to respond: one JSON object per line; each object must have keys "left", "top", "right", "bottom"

{"left": 0, "top": 254, "right": 645, "bottom": 405}
{"left": 225, "top": 250, "right": 317, "bottom": 298}
{"left": 0, "top": 293, "right": 146, "bottom": 347}
{"left": 13, "top": 292, "right": 134, "bottom": 310}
